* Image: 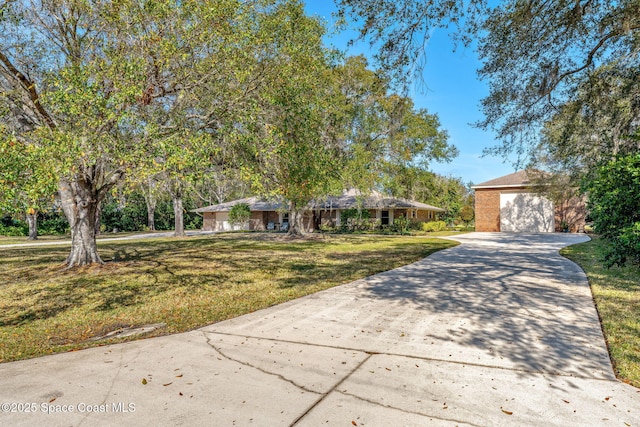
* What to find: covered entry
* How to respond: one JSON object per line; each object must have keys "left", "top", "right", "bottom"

{"left": 499, "top": 192, "right": 555, "bottom": 232}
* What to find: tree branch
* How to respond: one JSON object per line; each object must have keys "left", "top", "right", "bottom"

{"left": 0, "top": 50, "right": 57, "bottom": 130}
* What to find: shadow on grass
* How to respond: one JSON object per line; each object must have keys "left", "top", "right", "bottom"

{"left": 0, "top": 235, "right": 455, "bottom": 327}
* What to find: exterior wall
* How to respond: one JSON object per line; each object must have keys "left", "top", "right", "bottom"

{"left": 415, "top": 210, "right": 437, "bottom": 222}
{"left": 475, "top": 189, "right": 502, "bottom": 232}
{"left": 203, "top": 207, "right": 452, "bottom": 233}
{"left": 476, "top": 186, "right": 587, "bottom": 233}
{"left": 202, "top": 212, "right": 215, "bottom": 231}
{"left": 554, "top": 195, "right": 587, "bottom": 232}
{"left": 249, "top": 211, "right": 265, "bottom": 231}
{"left": 202, "top": 211, "right": 267, "bottom": 232}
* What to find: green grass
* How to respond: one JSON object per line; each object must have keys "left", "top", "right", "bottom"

{"left": 561, "top": 237, "right": 640, "bottom": 387}
{"left": 0, "top": 234, "right": 71, "bottom": 245}
{"left": 0, "top": 230, "right": 177, "bottom": 246}
{"left": 0, "top": 233, "right": 457, "bottom": 363}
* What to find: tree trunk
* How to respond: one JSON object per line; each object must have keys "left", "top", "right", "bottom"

{"left": 286, "top": 203, "right": 306, "bottom": 236}
{"left": 59, "top": 180, "right": 103, "bottom": 267}
{"left": 147, "top": 204, "right": 156, "bottom": 231}
{"left": 94, "top": 202, "right": 102, "bottom": 236}
{"left": 57, "top": 161, "right": 123, "bottom": 268}
{"left": 26, "top": 209, "right": 38, "bottom": 240}
{"left": 142, "top": 178, "right": 157, "bottom": 231}
{"left": 173, "top": 195, "right": 185, "bottom": 237}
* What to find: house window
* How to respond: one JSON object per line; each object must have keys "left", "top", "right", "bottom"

{"left": 381, "top": 210, "right": 389, "bottom": 226}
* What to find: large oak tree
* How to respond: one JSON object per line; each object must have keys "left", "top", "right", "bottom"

{"left": 336, "top": 0, "right": 640, "bottom": 165}
{"left": 0, "top": 0, "right": 341, "bottom": 264}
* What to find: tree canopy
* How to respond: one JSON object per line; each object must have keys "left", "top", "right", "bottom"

{"left": 1, "top": 0, "right": 457, "bottom": 261}
{"left": 336, "top": 0, "right": 640, "bottom": 164}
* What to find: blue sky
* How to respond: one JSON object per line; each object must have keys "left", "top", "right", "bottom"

{"left": 304, "top": 2, "right": 517, "bottom": 185}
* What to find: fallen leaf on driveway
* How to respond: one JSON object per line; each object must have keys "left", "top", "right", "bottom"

{"left": 142, "top": 378, "right": 147, "bottom": 385}
{"left": 501, "top": 408, "right": 513, "bottom": 415}
{"left": 351, "top": 421, "right": 357, "bottom": 426}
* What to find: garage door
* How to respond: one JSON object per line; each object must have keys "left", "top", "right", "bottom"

{"left": 500, "top": 192, "right": 555, "bottom": 232}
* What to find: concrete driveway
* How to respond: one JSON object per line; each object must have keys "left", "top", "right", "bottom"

{"left": 1, "top": 233, "right": 638, "bottom": 426}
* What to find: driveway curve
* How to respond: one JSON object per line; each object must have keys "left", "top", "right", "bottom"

{"left": 1, "top": 232, "right": 638, "bottom": 426}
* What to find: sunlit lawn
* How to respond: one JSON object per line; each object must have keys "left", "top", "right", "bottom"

{"left": 561, "top": 237, "right": 640, "bottom": 387}
{"left": 0, "top": 230, "right": 173, "bottom": 246}
{"left": 0, "top": 233, "right": 457, "bottom": 363}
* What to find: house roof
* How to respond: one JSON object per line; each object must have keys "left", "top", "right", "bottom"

{"left": 194, "top": 189, "right": 445, "bottom": 213}
{"left": 193, "top": 196, "right": 286, "bottom": 213}
{"left": 313, "top": 189, "right": 445, "bottom": 211}
{"left": 472, "top": 170, "right": 535, "bottom": 189}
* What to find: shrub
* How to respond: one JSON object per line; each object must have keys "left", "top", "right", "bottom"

{"left": 229, "top": 203, "right": 251, "bottom": 228}
{"left": 319, "top": 223, "right": 336, "bottom": 233}
{"left": 460, "top": 205, "right": 474, "bottom": 225}
{"left": 390, "top": 216, "right": 411, "bottom": 234}
{"left": 0, "top": 222, "right": 28, "bottom": 236}
{"left": 39, "top": 212, "right": 69, "bottom": 235}
{"left": 583, "top": 154, "right": 640, "bottom": 267}
{"left": 408, "top": 220, "right": 423, "bottom": 231}
{"left": 422, "top": 220, "right": 447, "bottom": 232}
{"left": 340, "top": 208, "right": 371, "bottom": 232}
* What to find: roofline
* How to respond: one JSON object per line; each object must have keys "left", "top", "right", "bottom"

{"left": 471, "top": 184, "right": 533, "bottom": 190}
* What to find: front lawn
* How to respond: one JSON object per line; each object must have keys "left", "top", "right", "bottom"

{"left": 0, "top": 234, "right": 457, "bottom": 362}
{"left": 561, "top": 237, "right": 640, "bottom": 387}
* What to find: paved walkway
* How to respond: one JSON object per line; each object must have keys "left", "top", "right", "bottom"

{"left": 1, "top": 233, "right": 638, "bottom": 426}
{"left": 0, "top": 230, "right": 217, "bottom": 249}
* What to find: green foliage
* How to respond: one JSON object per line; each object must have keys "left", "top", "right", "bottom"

{"left": 583, "top": 155, "right": 640, "bottom": 267}
{"left": 337, "top": 1, "right": 640, "bottom": 218}
{"left": 39, "top": 212, "right": 69, "bottom": 235}
{"left": 389, "top": 215, "right": 410, "bottom": 234}
{"left": 337, "top": 57, "right": 455, "bottom": 195}
{"left": 100, "top": 192, "right": 201, "bottom": 233}
{"left": 460, "top": 205, "right": 474, "bottom": 225}
{"left": 340, "top": 208, "right": 371, "bottom": 221}
{"left": 339, "top": 208, "right": 375, "bottom": 232}
{"left": 0, "top": 217, "right": 28, "bottom": 236}
{"left": 229, "top": 203, "right": 251, "bottom": 227}
{"left": 384, "top": 166, "right": 471, "bottom": 224}
{"left": 101, "top": 198, "right": 148, "bottom": 233}
{"left": 422, "top": 221, "right": 447, "bottom": 233}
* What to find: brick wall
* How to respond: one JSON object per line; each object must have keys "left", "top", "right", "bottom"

{"left": 554, "top": 195, "right": 587, "bottom": 232}
{"left": 475, "top": 189, "right": 501, "bottom": 232}
{"left": 416, "top": 210, "right": 436, "bottom": 222}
